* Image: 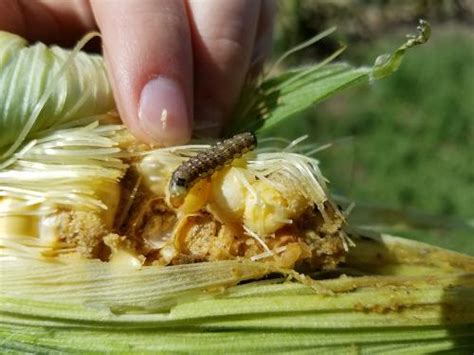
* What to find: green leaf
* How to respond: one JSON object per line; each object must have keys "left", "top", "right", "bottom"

{"left": 334, "top": 195, "right": 474, "bottom": 256}
{"left": 371, "top": 19, "right": 431, "bottom": 79}
{"left": 227, "top": 20, "right": 431, "bottom": 136}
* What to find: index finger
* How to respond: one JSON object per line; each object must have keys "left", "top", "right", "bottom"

{"left": 91, "top": 0, "right": 194, "bottom": 146}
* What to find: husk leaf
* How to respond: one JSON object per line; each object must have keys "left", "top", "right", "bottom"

{"left": 1, "top": 230, "right": 473, "bottom": 353}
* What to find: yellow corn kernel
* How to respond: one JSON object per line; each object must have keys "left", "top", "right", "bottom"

{"left": 243, "top": 180, "right": 289, "bottom": 236}
{"left": 0, "top": 197, "right": 39, "bottom": 238}
{"left": 104, "top": 234, "right": 145, "bottom": 269}
{"left": 243, "top": 177, "right": 311, "bottom": 236}
{"left": 180, "top": 179, "right": 211, "bottom": 215}
{"left": 210, "top": 167, "right": 253, "bottom": 222}
{"left": 95, "top": 180, "right": 122, "bottom": 228}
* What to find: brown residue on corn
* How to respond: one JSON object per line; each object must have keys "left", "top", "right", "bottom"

{"left": 58, "top": 160, "right": 348, "bottom": 272}
{"left": 56, "top": 210, "right": 109, "bottom": 258}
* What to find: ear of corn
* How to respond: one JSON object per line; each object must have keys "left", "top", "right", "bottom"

{"left": 1, "top": 21, "right": 473, "bottom": 353}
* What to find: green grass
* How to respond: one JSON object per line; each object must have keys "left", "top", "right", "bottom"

{"left": 265, "top": 26, "right": 474, "bottom": 253}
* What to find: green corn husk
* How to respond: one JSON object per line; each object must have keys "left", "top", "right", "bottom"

{"left": 1, "top": 21, "right": 474, "bottom": 353}
{"left": 1, "top": 231, "right": 473, "bottom": 353}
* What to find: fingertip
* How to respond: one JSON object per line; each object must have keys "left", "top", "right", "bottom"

{"left": 138, "top": 76, "right": 192, "bottom": 145}
{"left": 91, "top": 0, "right": 193, "bottom": 146}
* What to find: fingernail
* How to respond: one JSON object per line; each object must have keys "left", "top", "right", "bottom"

{"left": 138, "top": 76, "right": 190, "bottom": 145}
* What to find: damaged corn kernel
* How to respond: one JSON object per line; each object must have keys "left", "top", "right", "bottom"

{"left": 0, "top": 125, "right": 347, "bottom": 271}
{"left": 125, "top": 139, "right": 348, "bottom": 269}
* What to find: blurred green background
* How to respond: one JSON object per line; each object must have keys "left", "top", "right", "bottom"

{"left": 268, "top": 0, "right": 474, "bottom": 253}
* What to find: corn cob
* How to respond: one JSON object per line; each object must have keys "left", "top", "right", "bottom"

{"left": 1, "top": 21, "right": 473, "bottom": 353}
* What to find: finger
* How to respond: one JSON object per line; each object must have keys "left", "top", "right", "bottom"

{"left": 91, "top": 0, "right": 193, "bottom": 145}
{"left": 249, "top": 0, "right": 276, "bottom": 77}
{"left": 186, "top": 0, "right": 261, "bottom": 136}
{"left": 0, "top": 0, "right": 95, "bottom": 45}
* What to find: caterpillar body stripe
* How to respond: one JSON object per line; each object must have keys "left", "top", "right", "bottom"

{"left": 169, "top": 132, "right": 257, "bottom": 208}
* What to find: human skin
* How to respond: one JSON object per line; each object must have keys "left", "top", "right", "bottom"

{"left": 0, "top": 0, "right": 275, "bottom": 145}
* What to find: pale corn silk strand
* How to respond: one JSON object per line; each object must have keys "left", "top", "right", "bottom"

{"left": 0, "top": 31, "right": 115, "bottom": 165}
{"left": 0, "top": 32, "right": 129, "bottom": 261}
{"left": 0, "top": 32, "right": 127, "bottom": 218}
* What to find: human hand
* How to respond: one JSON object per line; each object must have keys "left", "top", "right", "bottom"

{"left": 0, "top": 0, "right": 275, "bottom": 145}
